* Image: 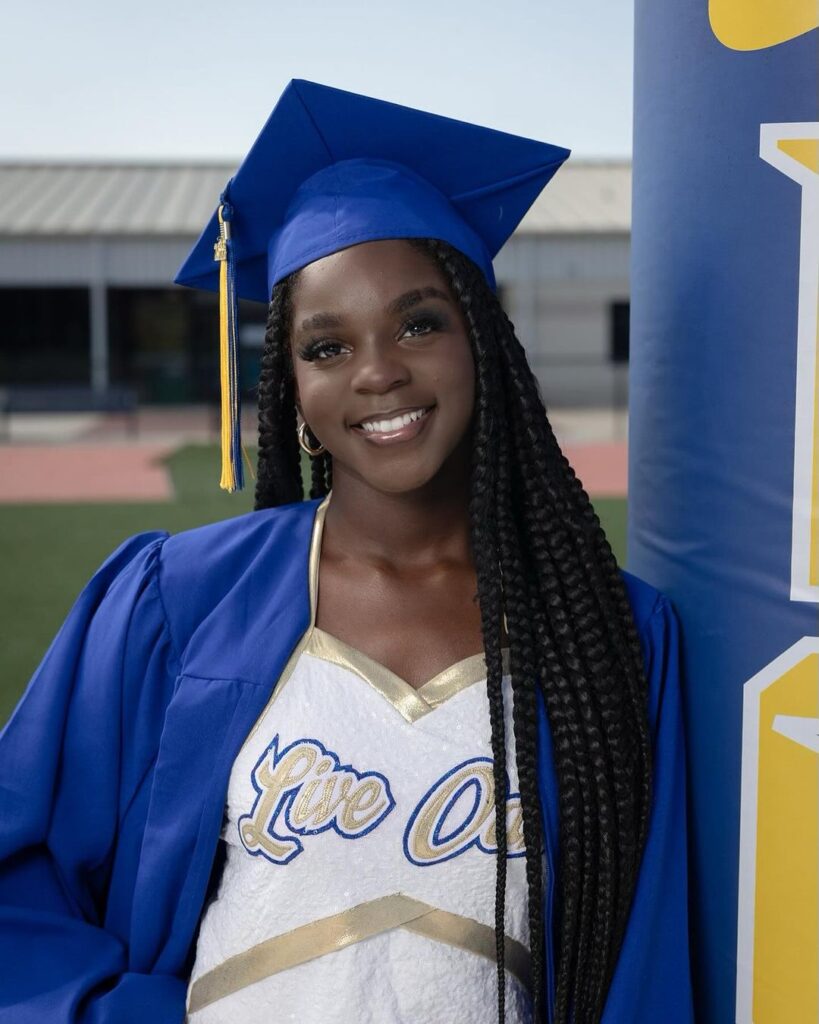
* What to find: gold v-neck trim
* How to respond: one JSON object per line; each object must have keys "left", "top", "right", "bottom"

{"left": 307, "top": 626, "right": 509, "bottom": 724}
{"left": 245, "top": 493, "right": 508, "bottom": 743}
{"left": 305, "top": 492, "right": 509, "bottom": 724}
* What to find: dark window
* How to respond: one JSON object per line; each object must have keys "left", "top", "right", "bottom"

{"left": 109, "top": 288, "right": 192, "bottom": 402}
{"left": 186, "top": 291, "right": 268, "bottom": 405}
{"left": 108, "top": 288, "right": 267, "bottom": 403}
{"left": 0, "top": 288, "right": 90, "bottom": 385}
{"left": 610, "top": 301, "right": 630, "bottom": 363}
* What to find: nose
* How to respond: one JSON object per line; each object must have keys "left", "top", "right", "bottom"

{"left": 349, "top": 339, "right": 411, "bottom": 394}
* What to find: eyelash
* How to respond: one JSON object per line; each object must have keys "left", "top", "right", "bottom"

{"left": 297, "top": 313, "right": 445, "bottom": 362}
{"left": 297, "top": 339, "right": 343, "bottom": 362}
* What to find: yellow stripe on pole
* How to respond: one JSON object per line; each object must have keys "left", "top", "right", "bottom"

{"left": 753, "top": 653, "right": 819, "bottom": 1022}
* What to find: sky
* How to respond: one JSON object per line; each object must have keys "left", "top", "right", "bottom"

{"left": 1, "top": 0, "right": 634, "bottom": 162}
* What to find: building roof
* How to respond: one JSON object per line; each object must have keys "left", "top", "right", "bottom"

{"left": 0, "top": 159, "right": 630, "bottom": 237}
{"left": 519, "top": 160, "right": 631, "bottom": 233}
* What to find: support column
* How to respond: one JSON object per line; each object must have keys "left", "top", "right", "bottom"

{"left": 629, "top": 3, "right": 817, "bottom": 1021}
{"left": 89, "top": 241, "right": 109, "bottom": 393}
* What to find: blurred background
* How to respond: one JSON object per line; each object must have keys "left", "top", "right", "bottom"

{"left": 0, "top": 0, "right": 634, "bottom": 722}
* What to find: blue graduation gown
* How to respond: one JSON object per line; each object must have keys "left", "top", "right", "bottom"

{"left": 0, "top": 496, "right": 693, "bottom": 1023}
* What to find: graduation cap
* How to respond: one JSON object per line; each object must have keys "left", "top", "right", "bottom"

{"left": 174, "top": 79, "right": 570, "bottom": 492}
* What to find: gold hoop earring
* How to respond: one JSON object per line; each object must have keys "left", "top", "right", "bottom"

{"left": 297, "top": 420, "right": 326, "bottom": 457}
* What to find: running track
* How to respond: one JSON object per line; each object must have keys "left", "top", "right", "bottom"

{"left": 0, "top": 442, "right": 627, "bottom": 503}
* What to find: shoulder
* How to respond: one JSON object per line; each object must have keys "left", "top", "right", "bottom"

{"left": 155, "top": 497, "right": 321, "bottom": 665}
{"left": 160, "top": 496, "right": 319, "bottom": 572}
{"left": 619, "top": 569, "right": 682, "bottom": 734}
{"left": 619, "top": 567, "right": 673, "bottom": 637}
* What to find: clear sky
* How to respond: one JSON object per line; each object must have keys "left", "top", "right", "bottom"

{"left": 2, "top": 0, "right": 634, "bottom": 161}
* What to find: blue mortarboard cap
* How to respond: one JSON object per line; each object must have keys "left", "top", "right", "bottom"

{"left": 174, "top": 79, "right": 570, "bottom": 491}
{"left": 176, "top": 78, "right": 570, "bottom": 297}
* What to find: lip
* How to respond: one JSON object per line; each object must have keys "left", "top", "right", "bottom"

{"left": 352, "top": 405, "right": 433, "bottom": 427}
{"left": 350, "top": 405, "right": 435, "bottom": 446}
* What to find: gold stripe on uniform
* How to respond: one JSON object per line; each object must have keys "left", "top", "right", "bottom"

{"left": 187, "top": 893, "right": 531, "bottom": 1014}
{"left": 404, "top": 906, "right": 531, "bottom": 992}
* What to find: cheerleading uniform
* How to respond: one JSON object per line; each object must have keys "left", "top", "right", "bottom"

{"left": 188, "top": 495, "right": 537, "bottom": 1022}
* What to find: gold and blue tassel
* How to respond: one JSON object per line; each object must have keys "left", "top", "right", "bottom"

{"left": 213, "top": 191, "right": 248, "bottom": 492}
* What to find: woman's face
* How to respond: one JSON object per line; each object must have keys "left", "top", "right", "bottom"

{"left": 289, "top": 238, "right": 475, "bottom": 496}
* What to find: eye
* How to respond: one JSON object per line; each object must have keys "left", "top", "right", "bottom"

{"left": 296, "top": 338, "right": 347, "bottom": 362}
{"left": 400, "top": 312, "right": 446, "bottom": 339}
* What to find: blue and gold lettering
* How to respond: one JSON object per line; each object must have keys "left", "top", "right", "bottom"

{"left": 403, "top": 756, "right": 526, "bottom": 865}
{"left": 239, "top": 736, "right": 395, "bottom": 865}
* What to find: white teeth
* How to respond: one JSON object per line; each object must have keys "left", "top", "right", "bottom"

{"left": 361, "top": 407, "right": 428, "bottom": 434}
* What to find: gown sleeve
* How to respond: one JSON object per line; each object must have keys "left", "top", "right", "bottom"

{"left": 0, "top": 532, "right": 187, "bottom": 1024}
{"left": 601, "top": 593, "right": 694, "bottom": 1022}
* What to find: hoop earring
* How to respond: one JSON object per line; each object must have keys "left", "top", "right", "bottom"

{"left": 297, "top": 420, "right": 326, "bottom": 457}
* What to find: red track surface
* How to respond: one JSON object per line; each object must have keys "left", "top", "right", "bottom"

{"left": 0, "top": 445, "right": 175, "bottom": 503}
{"left": 0, "top": 441, "right": 627, "bottom": 504}
{"left": 564, "top": 442, "right": 628, "bottom": 497}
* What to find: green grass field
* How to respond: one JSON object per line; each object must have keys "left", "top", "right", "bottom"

{"left": 0, "top": 444, "right": 627, "bottom": 725}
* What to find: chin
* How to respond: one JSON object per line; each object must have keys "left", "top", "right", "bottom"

{"left": 363, "top": 470, "right": 441, "bottom": 496}
{"left": 342, "top": 457, "right": 449, "bottom": 497}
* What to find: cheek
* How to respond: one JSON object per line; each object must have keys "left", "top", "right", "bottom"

{"left": 293, "top": 371, "right": 338, "bottom": 425}
{"left": 437, "top": 345, "right": 476, "bottom": 418}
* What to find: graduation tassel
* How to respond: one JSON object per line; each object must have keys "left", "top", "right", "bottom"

{"left": 214, "top": 197, "right": 245, "bottom": 492}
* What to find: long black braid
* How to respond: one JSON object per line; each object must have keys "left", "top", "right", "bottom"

{"left": 254, "top": 238, "right": 652, "bottom": 1024}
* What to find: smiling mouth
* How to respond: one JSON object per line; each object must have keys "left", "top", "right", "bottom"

{"left": 350, "top": 405, "right": 435, "bottom": 445}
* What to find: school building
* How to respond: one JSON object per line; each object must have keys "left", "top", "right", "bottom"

{"left": 0, "top": 160, "right": 630, "bottom": 410}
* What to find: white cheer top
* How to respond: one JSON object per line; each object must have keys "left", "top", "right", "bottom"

{"left": 187, "top": 493, "right": 539, "bottom": 1023}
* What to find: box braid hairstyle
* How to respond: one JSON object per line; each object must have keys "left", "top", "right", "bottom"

{"left": 254, "top": 237, "right": 652, "bottom": 1024}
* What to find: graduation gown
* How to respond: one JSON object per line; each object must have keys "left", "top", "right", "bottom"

{"left": 0, "top": 496, "right": 693, "bottom": 1023}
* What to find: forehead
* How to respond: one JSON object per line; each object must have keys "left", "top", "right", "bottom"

{"left": 291, "top": 238, "right": 449, "bottom": 313}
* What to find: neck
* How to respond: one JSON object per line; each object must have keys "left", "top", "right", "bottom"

{"left": 321, "top": 461, "right": 473, "bottom": 570}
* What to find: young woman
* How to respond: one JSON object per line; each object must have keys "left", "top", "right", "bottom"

{"left": 0, "top": 81, "right": 692, "bottom": 1024}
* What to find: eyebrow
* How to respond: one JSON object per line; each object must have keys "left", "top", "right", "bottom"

{"left": 298, "top": 311, "right": 344, "bottom": 332}
{"left": 297, "top": 286, "right": 451, "bottom": 333}
{"left": 387, "top": 286, "right": 451, "bottom": 316}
